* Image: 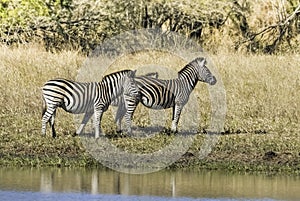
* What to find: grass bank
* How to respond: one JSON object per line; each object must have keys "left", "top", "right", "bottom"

{"left": 0, "top": 44, "right": 299, "bottom": 175}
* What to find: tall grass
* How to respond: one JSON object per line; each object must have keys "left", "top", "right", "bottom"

{"left": 0, "top": 44, "right": 299, "bottom": 172}
{"left": 0, "top": 44, "right": 83, "bottom": 112}
{"left": 0, "top": 44, "right": 83, "bottom": 120}
{"left": 212, "top": 53, "right": 300, "bottom": 134}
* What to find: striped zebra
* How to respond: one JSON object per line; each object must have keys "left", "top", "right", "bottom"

{"left": 41, "top": 70, "right": 138, "bottom": 138}
{"left": 111, "top": 72, "right": 158, "bottom": 133}
{"left": 115, "top": 57, "right": 216, "bottom": 133}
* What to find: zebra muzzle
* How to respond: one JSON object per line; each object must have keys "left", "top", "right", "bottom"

{"left": 206, "top": 76, "right": 217, "bottom": 85}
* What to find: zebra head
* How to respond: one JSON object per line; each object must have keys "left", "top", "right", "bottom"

{"left": 192, "top": 57, "right": 217, "bottom": 85}
{"left": 123, "top": 70, "right": 139, "bottom": 98}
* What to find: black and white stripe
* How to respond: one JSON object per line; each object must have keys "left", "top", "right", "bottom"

{"left": 41, "top": 70, "right": 138, "bottom": 138}
{"left": 111, "top": 72, "right": 158, "bottom": 133}
{"left": 115, "top": 57, "right": 216, "bottom": 133}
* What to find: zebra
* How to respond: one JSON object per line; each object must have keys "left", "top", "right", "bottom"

{"left": 114, "top": 57, "right": 217, "bottom": 134}
{"left": 41, "top": 69, "right": 138, "bottom": 138}
{"left": 111, "top": 72, "right": 159, "bottom": 133}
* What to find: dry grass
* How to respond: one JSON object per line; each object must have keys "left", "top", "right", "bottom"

{"left": 212, "top": 53, "right": 300, "bottom": 134}
{"left": 0, "top": 44, "right": 83, "bottom": 132}
{"left": 0, "top": 44, "right": 299, "bottom": 173}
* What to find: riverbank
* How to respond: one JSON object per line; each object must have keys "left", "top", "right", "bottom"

{"left": 0, "top": 45, "right": 299, "bottom": 175}
{"left": 1, "top": 131, "right": 299, "bottom": 175}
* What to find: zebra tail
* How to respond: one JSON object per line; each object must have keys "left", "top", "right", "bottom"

{"left": 42, "top": 96, "right": 47, "bottom": 118}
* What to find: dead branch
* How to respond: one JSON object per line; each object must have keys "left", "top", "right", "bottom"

{"left": 235, "top": 3, "right": 300, "bottom": 53}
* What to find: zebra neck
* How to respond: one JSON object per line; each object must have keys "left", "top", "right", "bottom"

{"left": 178, "top": 68, "right": 198, "bottom": 92}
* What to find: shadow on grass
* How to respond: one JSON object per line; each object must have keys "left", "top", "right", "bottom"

{"left": 77, "top": 125, "right": 204, "bottom": 139}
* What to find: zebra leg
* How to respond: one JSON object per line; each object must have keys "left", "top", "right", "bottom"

{"left": 115, "top": 95, "right": 138, "bottom": 135}
{"left": 41, "top": 116, "right": 48, "bottom": 136}
{"left": 41, "top": 117, "right": 48, "bottom": 136}
{"left": 76, "top": 111, "right": 93, "bottom": 135}
{"left": 171, "top": 104, "right": 183, "bottom": 133}
{"left": 123, "top": 97, "right": 139, "bottom": 135}
{"left": 94, "top": 107, "right": 104, "bottom": 138}
{"left": 50, "top": 110, "right": 57, "bottom": 138}
{"left": 41, "top": 105, "right": 57, "bottom": 137}
{"left": 115, "top": 97, "right": 126, "bottom": 133}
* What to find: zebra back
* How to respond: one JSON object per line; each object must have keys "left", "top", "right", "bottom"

{"left": 110, "top": 71, "right": 157, "bottom": 107}
{"left": 42, "top": 78, "right": 98, "bottom": 114}
{"left": 98, "top": 70, "right": 138, "bottom": 106}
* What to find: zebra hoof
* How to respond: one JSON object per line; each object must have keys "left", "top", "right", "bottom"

{"left": 170, "top": 128, "right": 178, "bottom": 135}
{"left": 170, "top": 131, "right": 178, "bottom": 136}
{"left": 162, "top": 128, "right": 177, "bottom": 135}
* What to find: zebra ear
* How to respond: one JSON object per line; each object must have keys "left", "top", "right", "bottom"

{"left": 131, "top": 70, "right": 137, "bottom": 77}
{"left": 200, "top": 58, "right": 206, "bottom": 66}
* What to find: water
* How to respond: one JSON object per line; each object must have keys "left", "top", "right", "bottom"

{"left": 0, "top": 167, "right": 299, "bottom": 201}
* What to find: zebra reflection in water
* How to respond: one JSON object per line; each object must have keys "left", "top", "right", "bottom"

{"left": 115, "top": 57, "right": 217, "bottom": 134}
{"left": 41, "top": 70, "right": 138, "bottom": 138}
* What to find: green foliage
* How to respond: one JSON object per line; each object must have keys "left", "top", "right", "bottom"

{"left": 1, "top": 0, "right": 299, "bottom": 53}
{"left": 0, "top": 0, "right": 47, "bottom": 23}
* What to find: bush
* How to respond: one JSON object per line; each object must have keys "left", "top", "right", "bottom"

{"left": 0, "top": 0, "right": 299, "bottom": 54}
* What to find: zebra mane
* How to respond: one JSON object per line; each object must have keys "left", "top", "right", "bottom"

{"left": 177, "top": 57, "right": 206, "bottom": 77}
{"left": 102, "top": 69, "right": 132, "bottom": 81}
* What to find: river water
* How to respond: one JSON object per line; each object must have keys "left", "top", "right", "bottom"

{"left": 0, "top": 167, "right": 299, "bottom": 201}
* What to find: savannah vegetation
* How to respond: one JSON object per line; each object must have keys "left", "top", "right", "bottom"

{"left": 1, "top": 0, "right": 300, "bottom": 54}
{"left": 0, "top": 0, "right": 299, "bottom": 174}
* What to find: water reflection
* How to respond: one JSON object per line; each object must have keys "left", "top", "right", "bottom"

{"left": 0, "top": 167, "right": 299, "bottom": 200}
